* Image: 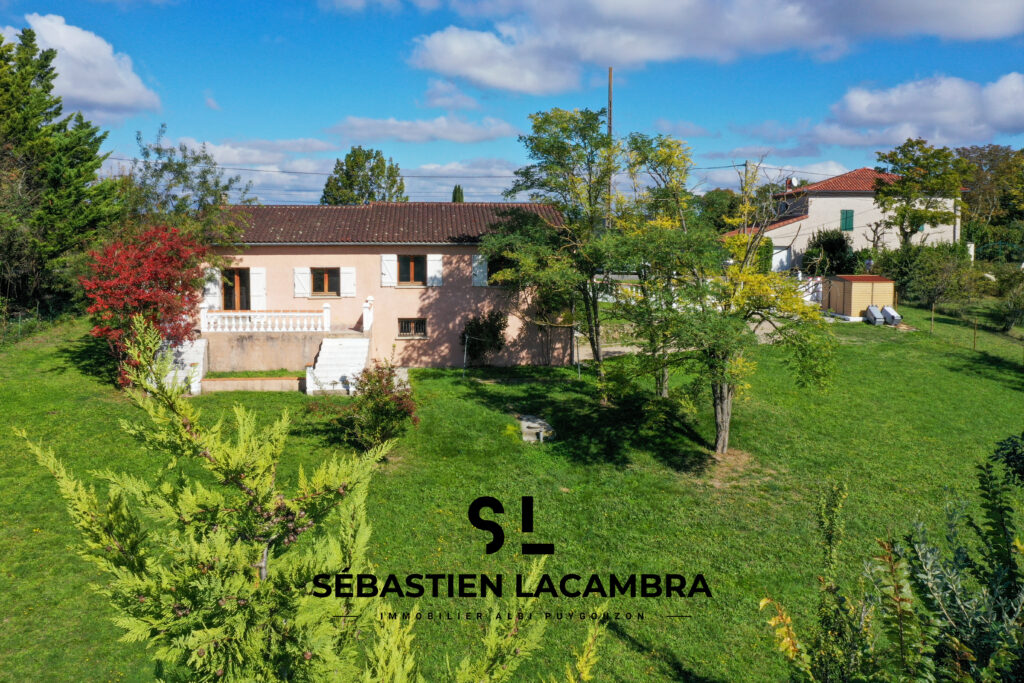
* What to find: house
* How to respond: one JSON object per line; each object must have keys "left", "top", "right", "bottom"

{"left": 725, "top": 168, "right": 960, "bottom": 270}
{"left": 197, "top": 202, "right": 570, "bottom": 390}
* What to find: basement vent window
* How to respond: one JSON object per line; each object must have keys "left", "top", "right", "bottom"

{"left": 397, "top": 318, "right": 427, "bottom": 338}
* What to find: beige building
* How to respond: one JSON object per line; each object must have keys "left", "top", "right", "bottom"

{"left": 726, "top": 168, "right": 960, "bottom": 270}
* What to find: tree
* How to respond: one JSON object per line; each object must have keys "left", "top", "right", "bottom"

{"left": 0, "top": 28, "right": 121, "bottom": 310}
{"left": 907, "top": 244, "right": 972, "bottom": 331}
{"left": 80, "top": 225, "right": 209, "bottom": 377}
{"left": 117, "top": 125, "right": 254, "bottom": 246}
{"left": 802, "top": 229, "right": 857, "bottom": 276}
{"left": 16, "top": 316, "right": 608, "bottom": 682}
{"left": 482, "top": 107, "right": 617, "bottom": 380}
{"left": 956, "top": 144, "right": 1024, "bottom": 229}
{"left": 451, "top": 184, "right": 464, "bottom": 202}
{"left": 696, "top": 188, "right": 740, "bottom": 233}
{"left": 320, "top": 146, "right": 407, "bottom": 205}
{"left": 874, "top": 138, "right": 973, "bottom": 248}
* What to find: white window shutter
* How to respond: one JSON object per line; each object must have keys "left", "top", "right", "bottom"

{"left": 471, "top": 254, "right": 488, "bottom": 287}
{"left": 249, "top": 267, "right": 267, "bottom": 310}
{"left": 381, "top": 254, "right": 397, "bottom": 287}
{"left": 293, "top": 266, "right": 311, "bottom": 298}
{"left": 427, "top": 254, "right": 443, "bottom": 286}
{"left": 340, "top": 266, "right": 356, "bottom": 297}
{"left": 203, "top": 268, "right": 222, "bottom": 309}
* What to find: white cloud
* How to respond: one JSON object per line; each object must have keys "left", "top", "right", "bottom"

{"left": 204, "top": 95, "right": 221, "bottom": 111}
{"left": 406, "top": 0, "right": 1024, "bottom": 93}
{"left": 818, "top": 72, "right": 1024, "bottom": 146}
{"left": 330, "top": 114, "right": 518, "bottom": 142}
{"left": 654, "top": 118, "right": 715, "bottom": 139}
{"left": 2, "top": 14, "right": 160, "bottom": 123}
{"left": 423, "top": 78, "right": 478, "bottom": 109}
{"left": 177, "top": 137, "right": 336, "bottom": 166}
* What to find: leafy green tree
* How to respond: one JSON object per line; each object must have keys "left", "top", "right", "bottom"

{"left": 320, "top": 146, "right": 407, "bottom": 205}
{"left": 874, "top": 138, "right": 973, "bottom": 248}
{"left": 696, "top": 188, "right": 740, "bottom": 233}
{"left": 451, "top": 184, "right": 464, "bottom": 202}
{"left": 482, "top": 107, "right": 617, "bottom": 379}
{"left": 956, "top": 144, "right": 1024, "bottom": 229}
{"left": 0, "top": 28, "right": 120, "bottom": 309}
{"left": 118, "top": 125, "right": 254, "bottom": 246}
{"left": 802, "top": 229, "right": 857, "bottom": 276}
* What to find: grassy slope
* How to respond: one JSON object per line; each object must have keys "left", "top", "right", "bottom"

{"left": 0, "top": 312, "right": 1021, "bottom": 681}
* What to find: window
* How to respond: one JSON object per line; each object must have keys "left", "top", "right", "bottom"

{"left": 840, "top": 209, "right": 854, "bottom": 231}
{"left": 397, "top": 318, "right": 427, "bottom": 338}
{"left": 222, "top": 268, "right": 250, "bottom": 310}
{"left": 398, "top": 255, "right": 426, "bottom": 285}
{"left": 311, "top": 267, "right": 340, "bottom": 296}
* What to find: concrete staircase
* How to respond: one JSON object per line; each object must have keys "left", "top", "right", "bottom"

{"left": 162, "top": 338, "right": 207, "bottom": 395}
{"left": 305, "top": 337, "right": 371, "bottom": 394}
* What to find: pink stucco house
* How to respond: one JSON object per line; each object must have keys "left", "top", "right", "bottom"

{"left": 196, "top": 202, "right": 570, "bottom": 391}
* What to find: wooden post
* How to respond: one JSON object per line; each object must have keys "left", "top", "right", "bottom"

{"left": 973, "top": 317, "right": 977, "bottom": 351}
{"left": 930, "top": 302, "right": 935, "bottom": 334}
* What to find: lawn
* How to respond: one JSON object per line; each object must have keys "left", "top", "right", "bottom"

{"left": 0, "top": 311, "right": 1021, "bottom": 681}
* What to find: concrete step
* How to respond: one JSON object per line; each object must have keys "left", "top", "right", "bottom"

{"left": 306, "top": 337, "right": 370, "bottom": 395}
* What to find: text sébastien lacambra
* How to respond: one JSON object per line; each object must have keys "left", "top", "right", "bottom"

{"left": 310, "top": 496, "right": 712, "bottom": 611}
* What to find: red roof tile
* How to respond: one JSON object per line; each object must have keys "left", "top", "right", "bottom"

{"left": 776, "top": 168, "right": 899, "bottom": 196}
{"left": 722, "top": 213, "right": 807, "bottom": 237}
{"left": 231, "top": 203, "right": 562, "bottom": 244}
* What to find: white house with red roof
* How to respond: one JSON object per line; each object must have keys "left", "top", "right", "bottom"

{"left": 725, "top": 168, "right": 960, "bottom": 270}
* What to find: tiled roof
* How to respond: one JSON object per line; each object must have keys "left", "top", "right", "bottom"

{"left": 776, "top": 168, "right": 899, "bottom": 196}
{"left": 231, "top": 203, "right": 562, "bottom": 244}
{"left": 722, "top": 213, "right": 808, "bottom": 237}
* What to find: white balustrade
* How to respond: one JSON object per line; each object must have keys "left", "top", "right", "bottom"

{"left": 200, "top": 304, "right": 333, "bottom": 333}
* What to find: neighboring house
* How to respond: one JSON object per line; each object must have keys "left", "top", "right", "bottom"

{"left": 725, "top": 168, "right": 960, "bottom": 271}
{"left": 198, "top": 203, "right": 570, "bottom": 385}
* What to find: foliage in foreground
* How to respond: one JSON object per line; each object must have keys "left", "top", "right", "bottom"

{"left": 14, "top": 317, "right": 607, "bottom": 681}
{"left": 764, "top": 440, "right": 1024, "bottom": 681}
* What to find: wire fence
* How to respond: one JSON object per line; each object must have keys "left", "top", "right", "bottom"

{"left": 0, "top": 307, "right": 69, "bottom": 348}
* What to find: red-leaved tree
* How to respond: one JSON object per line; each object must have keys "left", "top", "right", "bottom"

{"left": 81, "top": 225, "right": 209, "bottom": 379}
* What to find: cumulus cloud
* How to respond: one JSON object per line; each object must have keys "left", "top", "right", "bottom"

{"left": 423, "top": 78, "right": 478, "bottom": 109}
{"left": 330, "top": 115, "right": 518, "bottom": 143}
{"left": 818, "top": 72, "right": 1024, "bottom": 146}
{"left": 1, "top": 14, "right": 160, "bottom": 123}
{"left": 405, "top": 0, "right": 1024, "bottom": 93}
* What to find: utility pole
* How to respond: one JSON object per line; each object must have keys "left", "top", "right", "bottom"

{"left": 607, "top": 66, "right": 614, "bottom": 210}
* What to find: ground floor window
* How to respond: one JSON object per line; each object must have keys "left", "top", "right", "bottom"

{"left": 222, "top": 268, "right": 250, "bottom": 310}
{"left": 397, "top": 318, "right": 427, "bottom": 338}
{"left": 311, "top": 267, "right": 340, "bottom": 296}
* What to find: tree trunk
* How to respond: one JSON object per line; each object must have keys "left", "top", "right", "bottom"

{"left": 656, "top": 365, "right": 669, "bottom": 398}
{"left": 581, "top": 285, "right": 604, "bottom": 379}
{"left": 712, "top": 382, "right": 734, "bottom": 455}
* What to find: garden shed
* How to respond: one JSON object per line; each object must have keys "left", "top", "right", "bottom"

{"left": 821, "top": 275, "right": 895, "bottom": 320}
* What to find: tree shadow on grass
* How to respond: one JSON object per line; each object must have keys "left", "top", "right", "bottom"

{"left": 446, "top": 367, "right": 714, "bottom": 473}
{"left": 606, "top": 620, "right": 725, "bottom": 683}
{"left": 51, "top": 332, "right": 119, "bottom": 386}
{"left": 943, "top": 346, "right": 1024, "bottom": 393}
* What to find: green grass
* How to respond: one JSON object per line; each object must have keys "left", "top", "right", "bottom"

{"left": 204, "top": 368, "right": 305, "bottom": 379}
{"left": 1, "top": 311, "right": 1022, "bottom": 681}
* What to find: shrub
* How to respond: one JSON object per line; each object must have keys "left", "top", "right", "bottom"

{"left": 755, "top": 236, "right": 774, "bottom": 274}
{"left": 80, "top": 225, "right": 209, "bottom": 381}
{"left": 995, "top": 279, "right": 1024, "bottom": 331}
{"left": 992, "top": 432, "right": 1024, "bottom": 485}
{"left": 802, "top": 229, "right": 856, "bottom": 276}
{"left": 460, "top": 310, "right": 508, "bottom": 365}
{"left": 316, "top": 361, "right": 418, "bottom": 450}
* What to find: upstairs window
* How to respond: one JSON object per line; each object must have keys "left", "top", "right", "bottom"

{"left": 397, "top": 318, "right": 427, "bottom": 338}
{"left": 840, "top": 209, "right": 854, "bottom": 231}
{"left": 398, "top": 255, "right": 426, "bottom": 285}
{"left": 311, "top": 267, "right": 340, "bottom": 296}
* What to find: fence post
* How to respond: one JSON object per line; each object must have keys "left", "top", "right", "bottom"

{"left": 973, "top": 318, "right": 978, "bottom": 351}
{"left": 322, "top": 303, "right": 331, "bottom": 332}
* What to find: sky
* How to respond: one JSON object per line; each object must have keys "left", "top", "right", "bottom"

{"left": 2, "top": 0, "right": 1024, "bottom": 203}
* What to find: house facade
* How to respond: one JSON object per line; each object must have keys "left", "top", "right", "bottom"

{"left": 727, "top": 168, "right": 959, "bottom": 271}
{"left": 198, "top": 203, "right": 570, "bottom": 383}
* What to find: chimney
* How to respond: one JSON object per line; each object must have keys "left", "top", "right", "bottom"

{"left": 784, "top": 177, "right": 794, "bottom": 191}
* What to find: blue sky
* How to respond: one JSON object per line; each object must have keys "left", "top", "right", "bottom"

{"left": 3, "top": 0, "right": 1024, "bottom": 202}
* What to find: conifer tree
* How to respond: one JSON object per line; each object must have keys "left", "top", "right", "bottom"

{"left": 452, "top": 184, "right": 464, "bottom": 202}
{"left": 321, "top": 146, "right": 407, "bottom": 205}
{"left": 17, "top": 317, "right": 609, "bottom": 682}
